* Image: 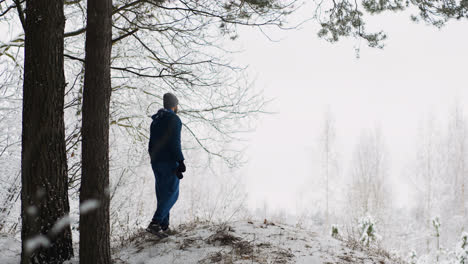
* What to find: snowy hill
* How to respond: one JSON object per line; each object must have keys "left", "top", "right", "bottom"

{"left": 0, "top": 220, "right": 405, "bottom": 263}
{"left": 112, "top": 220, "right": 403, "bottom": 264}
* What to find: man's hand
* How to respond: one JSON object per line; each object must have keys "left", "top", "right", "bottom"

{"left": 174, "top": 160, "right": 185, "bottom": 179}
{"left": 177, "top": 160, "right": 186, "bottom": 173}
{"left": 176, "top": 171, "right": 184, "bottom": 180}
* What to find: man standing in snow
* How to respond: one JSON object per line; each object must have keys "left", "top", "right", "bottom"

{"left": 147, "top": 92, "right": 186, "bottom": 238}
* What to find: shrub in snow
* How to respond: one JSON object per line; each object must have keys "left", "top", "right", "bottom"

{"left": 358, "top": 214, "right": 381, "bottom": 247}
{"left": 432, "top": 217, "right": 441, "bottom": 249}
{"left": 455, "top": 232, "right": 468, "bottom": 264}
{"left": 388, "top": 249, "right": 402, "bottom": 261}
{"left": 407, "top": 250, "right": 418, "bottom": 264}
{"left": 330, "top": 224, "right": 340, "bottom": 239}
{"left": 414, "top": 231, "right": 467, "bottom": 264}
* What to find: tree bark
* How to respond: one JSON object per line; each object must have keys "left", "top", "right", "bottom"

{"left": 79, "top": 0, "right": 112, "bottom": 263}
{"left": 21, "top": 0, "right": 73, "bottom": 263}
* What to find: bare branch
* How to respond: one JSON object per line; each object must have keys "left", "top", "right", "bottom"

{"left": 64, "top": 27, "right": 86, "bottom": 38}
{"left": 13, "top": 0, "right": 25, "bottom": 30}
{"left": 112, "top": 28, "right": 139, "bottom": 44}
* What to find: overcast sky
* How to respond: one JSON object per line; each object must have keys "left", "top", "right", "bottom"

{"left": 233, "top": 7, "right": 468, "bottom": 214}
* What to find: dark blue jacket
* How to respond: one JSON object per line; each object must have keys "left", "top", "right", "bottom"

{"left": 148, "top": 108, "right": 184, "bottom": 162}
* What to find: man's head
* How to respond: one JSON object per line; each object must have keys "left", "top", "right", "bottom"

{"left": 163, "top": 92, "right": 179, "bottom": 113}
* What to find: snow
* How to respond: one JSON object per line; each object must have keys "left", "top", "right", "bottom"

{"left": 0, "top": 234, "right": 20, "bottom": 264}
{"left": 358, "top": 215, "right": 382, "bottom": 247}
{"left": 26, "top": 206, "right": 38, "bottom": 216}
{"left": 79, "top": 199, "right": 100, "bottom": 214}
{"left": 0, "top": 220, "right": 400, "bottom": 263}
{"left": 51, "top": 215, "right": 72, "bottom": 235}
{"left": 25, "top": 235, "right": 50, "bottom": 254}
{"left": 113, "top": 220, "right": 396, "bottom": 264}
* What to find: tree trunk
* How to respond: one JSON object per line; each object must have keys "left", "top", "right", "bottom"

{"left": 79, "top": 0, "right": 112, "bottom": 263}
{"left": 21, "top": 0, "right": 73, "bottom": 263}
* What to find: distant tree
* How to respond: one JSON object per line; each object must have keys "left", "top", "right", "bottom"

{"left": 20, "top": 0, "right": 73, "bottom": 263}
{"left": 446, "top": 101, "right": 467, "bottom": 226}
{"left": 420, "top": 117, "right": 437, "bottom": 225}
{"left": 413, "top": 113, "right": 443, "bottom": 252}
{"left": 319, "top": 107, "right": 338, "bottom": 227}
{"left": 79, "top": 0, "right": 113, "bottom": 263}
{"left": 348, "top": 127, "right": 390, "bottom": 219}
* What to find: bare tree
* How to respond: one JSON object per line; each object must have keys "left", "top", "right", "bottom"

{"left": 79, "top": 0, "right": 113, "bottom": 262}
{"left": 0, "top": 0, "right": 299, "bottom": 179}
{"left": 61, "top": 0, "right": 299, "bottom": 167}
{"left": 0, "top": 95, "right": 21, "bottom": 232}
{"left": 413, "top": 113, "right": 443, "bottom": 252}
{"left": 319, "top": 107, "right": 337, "bottom": 227}
{"left": 348, "top": 126, "right": 390, "bottom": 219}
{"left": 0, "top": 5, "right": 27, "bottom": 234}
{"left": 20, "top": 0, "right": 73, "bottom": 263}
{"left": 0, "top": 0, "right": 301, "bottom": 247}
{"left": 446, "top": 100, "right": 468, "bottom": 231}
{"left": 62, "top": 1, "right": 299, "bottom": 232}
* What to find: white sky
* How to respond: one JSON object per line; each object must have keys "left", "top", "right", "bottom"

{"left": 234, "top": 8, "right": 468, "bottom": 213}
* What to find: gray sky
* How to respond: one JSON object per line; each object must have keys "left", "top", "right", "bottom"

{"left": 234, "top": 8, "right": 468, "bottom": 213}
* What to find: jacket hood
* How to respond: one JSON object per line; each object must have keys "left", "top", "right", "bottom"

{"left": 151, "top": 108, "right": 174, "bottom": 121}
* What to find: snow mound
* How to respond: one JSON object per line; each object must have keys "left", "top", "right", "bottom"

{"left": 0, "top": 233, "right": 20, "bottom": 264}
{"left": 113, "top": 220, "right": 400, "bottom": 264}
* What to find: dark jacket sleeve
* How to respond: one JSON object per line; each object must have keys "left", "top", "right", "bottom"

{"left": 170, "top": 116, "right": 184, "bottom": 161}
{"left": 148, "top": 122, "right": 154, "bottom": 155}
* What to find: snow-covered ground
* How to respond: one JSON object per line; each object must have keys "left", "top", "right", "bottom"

{"left": 0, "top": 233, "right": 20, "bottom": 264}
{"left": 113, "top": 220, "right": 400, "bottom": 264}
{"left": 0, "top": 220, "right": 402, "bottom": 264}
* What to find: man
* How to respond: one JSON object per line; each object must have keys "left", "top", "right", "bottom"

{"left": 147, "top": 92, "right": 186, "bottom": 238}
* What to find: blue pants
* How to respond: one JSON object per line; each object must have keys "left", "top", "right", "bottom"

{"left": 151, "top": 161, "right": 180, "bottom": 228}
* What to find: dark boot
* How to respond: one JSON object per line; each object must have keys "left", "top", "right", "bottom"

{"left": 161, "top": 225, "right": 176, "bottom": 236}
{"left": 146, "top": 222, "right": 168, "bottom": 238}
